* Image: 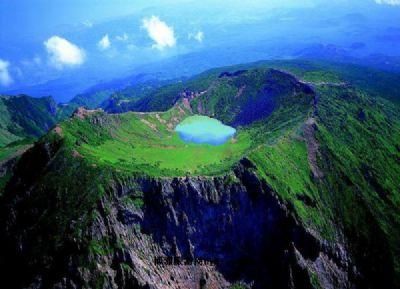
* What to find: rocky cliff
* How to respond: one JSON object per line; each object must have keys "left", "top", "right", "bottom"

{"left": 0, "top": 64, "right": 399, "bottom": 289}
{"left": 0, "top": 138, "right": 353, "bottom": 289}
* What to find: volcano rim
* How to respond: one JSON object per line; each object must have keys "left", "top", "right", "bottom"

{"left": 60, "top": 108, "right": 256, "bottom": 177}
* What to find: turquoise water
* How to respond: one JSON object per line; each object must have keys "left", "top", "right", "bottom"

{"left": 175, "top": 115, "right": 236, "bottom": 145}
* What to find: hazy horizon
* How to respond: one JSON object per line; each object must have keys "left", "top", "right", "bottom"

{"left": 1, "top": 0, "right": 400, "bottom": 102}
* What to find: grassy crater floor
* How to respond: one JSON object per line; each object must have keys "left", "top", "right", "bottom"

{"left": 61, "top": 107, "right": 255, "bottom": 177}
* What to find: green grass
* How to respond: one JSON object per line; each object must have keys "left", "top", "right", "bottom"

{"left": 0, "top": 139, "right": 34, "bottom": 163}
{"left": 310, "top": 271, "right": 322, "bottom": 289}
{"left": 0, "top": 95, "right": 57, "bottom": 147}
{"left": 122, "top": 194, "right": 144, "bottom": 208}
{"left": 61, "top": 107, "right": 255, "bottom": 177}
{"left": 2, "top": 61, "right": 400, "bottom": 288}
{"left": 0, "top": 139, "right": 35, "bottom": 194}
{"left": 314, "top": 86, "right": 400, "bottom": 282}
{"left": 88, "top": 238, "right": 113, "bottom": 256}
{"left": 229, "top": 283, "right": 247, "bottom": 289}
{"left": 249, "top": 136, "right": 335, "bottom": 238}
{"left": 59, "top": 67, "right": 313, "bottom": 178}
{"left": 254, "top": 60, "right": 400, "bottom": 103}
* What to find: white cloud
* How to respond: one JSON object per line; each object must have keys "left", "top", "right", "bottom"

{"left": 98, "top": 34, "right": 111, "bottom": 50}
{"left": 116, "top": 33, "right": 129, "bottom": 42}
{"left": 189, "top": 31, "right": 204, "bottom": 43}
{"left": 375, "top": 0, "right": 400, "bottom": 5}
{"left": 44, "top": 36, "right": 85, "bottom": 69}
{"left": 142, "top": 16, "right": 176, "bottom": 50}
{"left": 0, "top": 59, "right": 13, "bottom": 86}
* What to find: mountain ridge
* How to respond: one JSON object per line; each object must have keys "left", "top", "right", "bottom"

{"left": 0, "top": 94, "right": 58, "bottom": 147}
{"left": 0, "top": 61, "right": 399, "bottom": 289}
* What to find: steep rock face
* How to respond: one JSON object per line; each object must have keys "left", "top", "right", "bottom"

{"left": 77, "top": 161, "right": 353, "bottom": 289}
{"left": 2, "top": 64, "right": 398, "bottom": 289}
{"left": 0, "top": 138, "right": 352, "bottom": 289}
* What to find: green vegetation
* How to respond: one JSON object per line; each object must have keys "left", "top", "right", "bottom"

{"left": 250, "top": 60, "right": 400, "bottom": 104}
{"left": 309, "top": 271, "right": 322, "bottom": 289}
{"left": 122, "top": 193, "right": 144, "bottom": 209}
{"left": 88, "top": 236, "right": 124, "bottom": 257}
{"left": 71, "top": 90, "right": 114, "bottom": 109}
{"left": 315, "top": 86, "right": 400, "bottom": 284}
{"left": 0, "top": 95, "right": 57, "bottom": 147}
{"left": 89, "top": 238, "right": 114, "bottom": 256}
{"left": 0, "top": 138, "right": 33, "bottom": 163}
{"left": 100, "top": 71, "right": 218, "bottom": 114}
{"left": 1, "top": 61, "right": 400, "bottom": 288}
{"left": 0, "top": 139, "right": 35, "bottom": 194}
{"left": 0, "top": 94, "right": 59, "bottom": 195}
{"left": 60, "top": 107, "right": 255, "bottom": 177}
{"left": 250, "top": 82, "right": 400, "bottom": 285}
{"left": 229, "top": 283, "right": 247, "bottom": 289}
{"left": 57, "top": 68, "right": 314, "bottom": 177}
{"left": 104, "top": 60, "right": 399, "bottom": 116}
{"left": 250, "top": 137, "right": 336, "bottom": 238}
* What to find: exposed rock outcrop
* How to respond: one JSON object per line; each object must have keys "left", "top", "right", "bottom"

{"left": 0, "top": 138, "right": 354, "bottom": 289}
{"left": 73, "top": 107, "right": 103, "bottom": 120}
{"left": 85, "top": 159, "right": 354, "bottom": 289}
{"left": 303, "top": 118, "right": 324, "bottom": 180}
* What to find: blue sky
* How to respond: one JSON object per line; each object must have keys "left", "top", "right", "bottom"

{"left": 1, "top": 0, "right": 400, "bottom": 101}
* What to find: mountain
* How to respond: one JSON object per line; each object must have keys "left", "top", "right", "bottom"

{"left": 0, "top": 94, "right": 58, "bottom": 147}
{"left": 296, "top": 45, "right": 400, "bottom": 73}
{"left": 295, "top": 44, "right": 353, "bottom": 61}
{"left": 0, "top": 62, "right": 399, "bottom": 289}
{"left": 0, "top": 94, "right": 59, "bottom": 194}
{"left": 98, "top": 59, "right": 400, "bottom": 115}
